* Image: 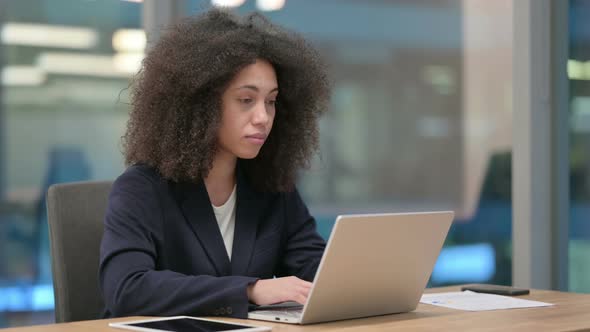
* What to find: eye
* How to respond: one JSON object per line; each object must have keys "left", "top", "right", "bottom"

{"left": 238, "top": 98, "right": 254, "bottom": 105}
{"left": 265, "top": 99, "right": 276, "bottom": 106}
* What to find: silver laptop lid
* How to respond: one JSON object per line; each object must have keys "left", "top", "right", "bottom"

{"left": 300, "top": 211, "right": 454, "bottom": 324}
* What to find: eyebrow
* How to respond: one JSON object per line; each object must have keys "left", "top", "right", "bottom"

{"left": 235, "top": 85, "right": 279, "bottom": 93}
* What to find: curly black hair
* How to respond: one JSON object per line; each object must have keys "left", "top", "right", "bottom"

{"left": 123, "top": 8, "right": 330, "bottom": 192}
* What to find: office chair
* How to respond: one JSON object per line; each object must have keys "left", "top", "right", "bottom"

{"left": 46, "top": 181, "right": 112, "bottom": 323}
{"left": 36, "top": 147, "right": 91, "bottom": 284}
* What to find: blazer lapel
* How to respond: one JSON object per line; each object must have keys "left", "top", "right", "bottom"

{"left": 231, "top": 170, "right": 266, "bottom": 275}
{"left": 177, "top": 180, "right": 231, "bottom": 276}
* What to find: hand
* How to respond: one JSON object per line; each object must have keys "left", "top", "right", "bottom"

{"left": 247, "top": 276, "right": 312, "bottom": 305}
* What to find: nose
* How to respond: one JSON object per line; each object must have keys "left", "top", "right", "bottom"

{"left": 251, "top": 101, "right": 269, "bottom": 126}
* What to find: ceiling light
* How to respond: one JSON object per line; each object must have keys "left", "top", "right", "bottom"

{"left": 113, "top": 29, "right": 146, "bottom": 52}
{"left": 568, "top": 60, "right": 584, "bottom": 80}
{"left": 211, "top": 0, "right": 246, "bottom": 8}
{"left": 256, "top": 0, "right": 285, "bottom": 11}
{"left": 114, "top": 53, "right": 144, "bottom": 74}
{"left": 1, "top": 66, "right": 46, "bottom": 86}
{"left": 1, "top": 23, "right": 97, "bottom": 49}
{"left": 37, "top": 52, "right": 135, "bottom": 78}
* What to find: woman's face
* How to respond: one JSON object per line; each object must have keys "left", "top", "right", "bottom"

{"left": 218, "top": 59, "right": 278, "bottom": 160}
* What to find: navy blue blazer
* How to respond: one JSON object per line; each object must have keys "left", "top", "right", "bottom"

{"left": 99, "top": 164, "right": 326, "bottom": 319}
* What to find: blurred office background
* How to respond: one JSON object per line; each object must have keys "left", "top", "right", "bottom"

{"left": 0, "top": 0, "right": 587, "bottom": 328}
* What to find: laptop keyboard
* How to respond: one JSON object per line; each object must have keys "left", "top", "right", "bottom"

{"left": 254, "top": 307, "right": 303, "bottom": 318}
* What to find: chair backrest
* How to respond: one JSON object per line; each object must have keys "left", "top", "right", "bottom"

{"left": 46, "top": 180, "right": 112, "bottom": 323}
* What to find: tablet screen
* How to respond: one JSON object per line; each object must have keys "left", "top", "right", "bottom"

{"left": 124, "top": 317, "right": 261, "bottom": 331}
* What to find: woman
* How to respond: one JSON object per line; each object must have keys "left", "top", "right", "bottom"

{"left": 99, "top": 8, "right": 330, "bottom": 319}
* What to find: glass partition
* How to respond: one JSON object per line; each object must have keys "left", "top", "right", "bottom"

{"left": 1, "top": 0, "right": 516, "bottom": 327}
{"left": 568, "top": 0, "right": 590, "bottom": 293}
{"left": 0, "top": 0, "right": 142, "bottom": 327}
{"left": 185, "top": 0, "right": 514, "bottom": 287}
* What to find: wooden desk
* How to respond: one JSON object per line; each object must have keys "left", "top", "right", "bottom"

{"left": 3, "top": 287, "right": 590, "bottom": 331}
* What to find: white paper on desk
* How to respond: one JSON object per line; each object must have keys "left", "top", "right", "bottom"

{"left": 420, "top": 291, "right": 554, "bottom": 311}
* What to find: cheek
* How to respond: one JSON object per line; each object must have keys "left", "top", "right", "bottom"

{"left": 220, "top": 106, "right": 241, "bottom": 130}
{"left": 218, "top": 117, "right": 239, "bottom": 143}
{"left": 268, "top": 110, "right": 276, "bottom": 126}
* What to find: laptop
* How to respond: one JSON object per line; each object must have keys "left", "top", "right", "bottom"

{"left": 248, "top": 211, "right": 454, "bottom": 325}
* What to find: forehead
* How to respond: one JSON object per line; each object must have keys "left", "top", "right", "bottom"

{"left": 229, "top": 59, "right": 278, "bottom": 88}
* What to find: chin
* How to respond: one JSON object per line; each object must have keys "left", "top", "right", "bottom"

{"left": 236, "top": 149, "right": 262, "bottom": 159}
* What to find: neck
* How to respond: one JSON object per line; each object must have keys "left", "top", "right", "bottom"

{"left": 204, "top": 150, "right": 237, "bottom": 206}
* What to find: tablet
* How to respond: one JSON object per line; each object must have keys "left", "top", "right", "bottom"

{"left": 109, "top": 316, "right": 272, "bottom": 332}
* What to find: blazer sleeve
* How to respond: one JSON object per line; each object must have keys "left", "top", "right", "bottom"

{"left": 275, "top": 189, "right": 326, "bottom": 281}
{"left": 99, "top": 169, "right": 258, "bottom": 318}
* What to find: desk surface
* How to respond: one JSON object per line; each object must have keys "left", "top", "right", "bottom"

{"left": 3, "top": 286, "right": 590, "bottom": 331}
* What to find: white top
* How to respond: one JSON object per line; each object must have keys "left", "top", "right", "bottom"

{"left": 212, "top": 184, "right": 237, "bottom": 260}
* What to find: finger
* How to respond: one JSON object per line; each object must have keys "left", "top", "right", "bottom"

{"left": 298, "top": 285, "right": 311, "bottom": 297}
{"left": 296, "top": 278, "right": 313, "bottom": 288}
{"left": 294, "top": 293, "right": 307, "bottom": 305}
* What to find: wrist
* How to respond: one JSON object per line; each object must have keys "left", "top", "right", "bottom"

{"left": 247, "top": 279, "right": 259, "bottom": 302}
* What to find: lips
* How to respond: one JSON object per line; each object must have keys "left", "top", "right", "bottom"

{"left": 245, "top": 133, "right": 267, "bottom": 145}
{"left": 246, "top": 133, "right": 267, "bottom": 140}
